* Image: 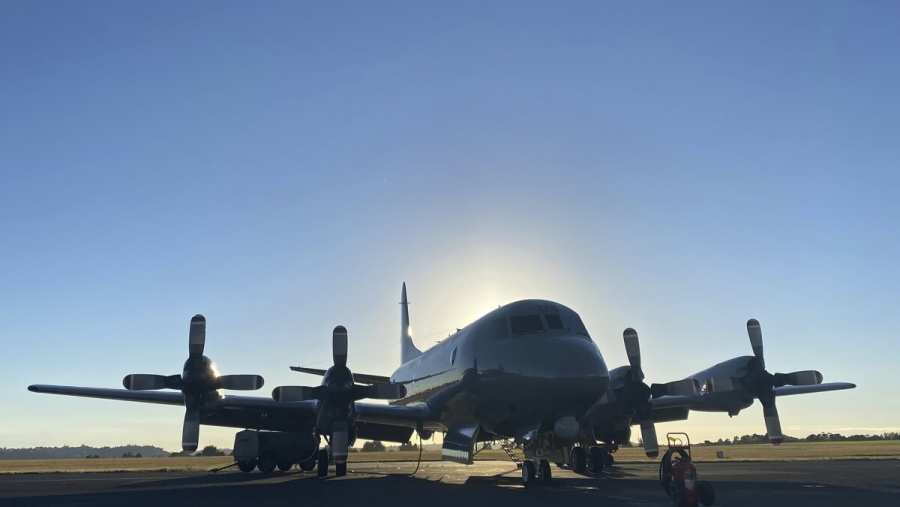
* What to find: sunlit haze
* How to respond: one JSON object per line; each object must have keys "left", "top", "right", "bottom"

{"left": 2, "top": 1, "right": 898, "bottom": 452}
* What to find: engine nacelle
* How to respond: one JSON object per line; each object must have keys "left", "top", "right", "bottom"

{"left": 553, "top": 416, "right": 581, "bottom": 442}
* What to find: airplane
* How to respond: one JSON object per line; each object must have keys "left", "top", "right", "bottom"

{"left": 28, "top": 283, "right": 855, "bottom": 486}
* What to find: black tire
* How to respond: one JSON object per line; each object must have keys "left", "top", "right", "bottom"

{"left": 539, "top": 459, "right": 552, "bottom": 482}
{"left": 299, "top": 456, "right": 316, "bottom": 471}
{"left": 257, "top": 452, "right": 277, "bottom": 474}
{"left": 589, "top": 447, "right": 604, "bottom": 474}
{"left": 277, "top": 461, "right": 293, "bottom": 472}
{"left": 603, "top": 452, "right": 615, "bottom": 466}
{"left": 569, "top": 447, "right": 586, "bottom": 474}
{"left": 699, "top": 481, "right": 716, "bottom": 506}
{"left": 521, "top": 460, "right": 536, "bottom": 487}
{"left": 335, "top": 462, "right": 347, "bottom": 477}
{"left": 237, "top": 460, "right": 256, "bottom": 474}
{"left": 317, "top": 449, "right": 329, "bottom": 477}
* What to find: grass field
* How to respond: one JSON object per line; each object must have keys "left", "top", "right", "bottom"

{"left": 2, "top": 441, "right": 898, "bottom": 474}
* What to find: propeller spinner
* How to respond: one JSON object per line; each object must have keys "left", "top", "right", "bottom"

{"left": 122, "top": 315, "right": 265, "bottom": 452}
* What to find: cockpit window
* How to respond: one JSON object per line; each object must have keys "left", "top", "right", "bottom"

{"left": 545, "top": 314, "right": 564, "bottom": 330}
{"left": 510, "top": 315, "right": 544, "bottom": 336}
{"left": 485, "top": 318, "right": 509, "bottom": 340}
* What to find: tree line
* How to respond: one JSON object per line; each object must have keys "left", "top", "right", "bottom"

{"left": 701, "top": 432, "right": 900, "bottom": 445}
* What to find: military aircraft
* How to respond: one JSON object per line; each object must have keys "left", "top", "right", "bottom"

{"left": 29, "top": 284, "right": 855, "bottom": 485}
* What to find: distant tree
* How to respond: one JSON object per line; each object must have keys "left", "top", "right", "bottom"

{"left": 361, "top": 441, "right": 386, "bottom": 452}
{"left": 200, "top": 445, "right": 225, "bottom": 456}
{"left": 398, "top": 442, "right": 418, "bottom": 451}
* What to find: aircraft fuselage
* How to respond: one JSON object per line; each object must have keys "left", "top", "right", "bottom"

{"left": 389, "top": 299, "right": 609, "bottom": 438}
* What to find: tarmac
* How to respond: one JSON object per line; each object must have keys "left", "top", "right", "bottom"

{"left": 1, "top": 460, "right": 898, "bottom": 507}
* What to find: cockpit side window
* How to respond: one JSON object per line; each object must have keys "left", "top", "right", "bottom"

{"left": 510, "top": 315, "right": 544, "bottom": 336}
{"left": 545, "top": 314, "right": 564, "bottom": 330}
{"left": 485, "top": 317, "right": 509, "bottom": 340}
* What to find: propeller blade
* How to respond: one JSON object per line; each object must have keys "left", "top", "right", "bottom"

{"left": 182, "top": 409, "right": 200, "bottom": 452}
{"left": 760, "top": 396, "right": 783, "bottom": 445}
{"left": 331, "top": 420, "right": 349, "bottom": 463}
{"left": 650, "top": 378, "right": 699, "bottom": 398}
{"left": 218, "top": 375, "right": 265, "bottom": 391}
{"left": 639, "top": 419, "right": 659, "bottom": 458}
{"left": 123, "top": 374, "right": 173, "bottom": 390}
{"left": 189, "top": 314, "right": 206, "bottom": 357}
{"left": 747, "top": 319, "right": 764, "bottom": 369}
{"left": 774, "top": 370, "right": 823, "bottom": 387}
{"left": 272, "top": 385, "right": 319, "bottom": 402}
{"left": 623, "top": 328, "right": 644, "bottom": 382}
{"left": 333, "top": 325, "right": 348, "bottom": 367}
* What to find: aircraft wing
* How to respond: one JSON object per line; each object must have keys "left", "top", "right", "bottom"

{"left": 290, "top": 366, "right": 392, "bottom": 385}
{"left": 29, "top": 385, "right": 185, "bottom": 406}
{"left": 774, "top": 382, "right": 856, "bottom": 397}
{"left": 648, "top": 381, "right": 856, "bottom": 411}
{"left": 28, "top": 384, "right": 320, "bottom": 433}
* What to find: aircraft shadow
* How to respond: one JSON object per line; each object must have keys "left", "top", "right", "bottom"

{"left": 3, "top": 469, "right": 898, "bottom": 507}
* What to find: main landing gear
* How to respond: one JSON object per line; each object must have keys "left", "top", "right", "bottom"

{"left": 315, "top": 447, "right": 348, "bottom": 478}
{"left": 521, "top": 459, "right": 554, "bottom": 487}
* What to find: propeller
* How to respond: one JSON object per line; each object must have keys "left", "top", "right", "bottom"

{"left": 703, "top": 319, "right": 824, "bottom": 445}
{"left": 272, "top": 326, "right": 406, "bottom": 466}
{"left": 122, "top": 314, "right": 265, "bottom": 452}
{"left": 603, "top": 329, "right": 700, "bottom": 458}
{"left": 745, "top": 319, "right": 823, "bottom": 445}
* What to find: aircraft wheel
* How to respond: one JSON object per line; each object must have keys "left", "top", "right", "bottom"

{"left": 603, "top": 452, "right": 615, "bottom": 466}
{"left": 257, "top": 452, "right": 277, "bottom": 474}
{"left": 299, "top": 455, "right": 316, "bottom": 471}
{"left": 569, "top": 446, "right": 586, "bottom": 474}
{"left": 521, "top": 460, "right": 536, "bottom": 487}
{"left": 589, "top": 447, "right": 604, "bottom": 474}
{"left": 699, "top": 481, "right": 716, "bottom": 506}
{"left": 237, "top": 460, "right": 256, "bottom": 473}
{"left": 277, "top": 461, "right": 294, "bottom": 472}
{"left": 335, "top": 462, "right": 347, "bottom": 477}
{"left": 539, "top": 459, "right": 552, "bottom": 482}
{"left": 317, "top": 449, "right": 329, "bottom": 477}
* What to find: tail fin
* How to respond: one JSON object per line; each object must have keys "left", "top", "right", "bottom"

{"left": 401, "top": 282, "right": 422, "bottom": 363}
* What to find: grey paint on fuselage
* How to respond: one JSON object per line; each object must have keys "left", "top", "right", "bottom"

{"left": 389, "top": 299, "right": 610, "bottom": 438}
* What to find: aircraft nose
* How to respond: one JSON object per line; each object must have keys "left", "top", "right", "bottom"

{"left": 491, "top": 334, "right": 609, "bottom": 383}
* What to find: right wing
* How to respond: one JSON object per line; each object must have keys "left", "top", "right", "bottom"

{"left": 28, "top": 384, "right": 320, "bottom": 433}
{"left": 290, "top": 366, "right": 392, "bottom": 385}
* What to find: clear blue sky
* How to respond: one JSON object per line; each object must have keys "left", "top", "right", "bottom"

{"left": 2, "top": 1, "right": 897, "bottom": 451}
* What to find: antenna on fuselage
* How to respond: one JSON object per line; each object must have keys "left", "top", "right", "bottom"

{"left": 400, "top": 282, "right": 422, "bottom": 364}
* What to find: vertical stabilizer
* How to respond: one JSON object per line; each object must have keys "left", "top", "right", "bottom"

{"left": 400, "top": 282, "right": 422, "bottom": 363}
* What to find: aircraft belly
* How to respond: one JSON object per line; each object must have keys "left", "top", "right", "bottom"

{"left": 468, "top": 374, "right": 607, "bottom": 437}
